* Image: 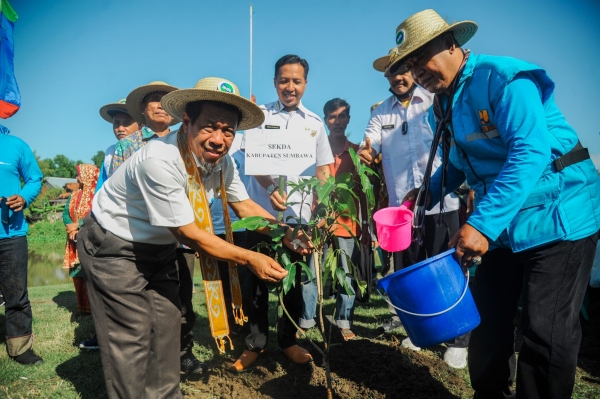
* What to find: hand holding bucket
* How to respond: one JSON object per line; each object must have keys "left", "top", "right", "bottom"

{"left": 373, "top": 200, "right": 415, "bottom": 252}
{"left": 376, "top": 249, "right": 480, "bottom": 348}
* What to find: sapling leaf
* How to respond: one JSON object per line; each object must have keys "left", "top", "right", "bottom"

{"left": 315, "top": 177, "right": 335, "bottom": 200}
{"left": 297, "top": 261, "right": 313, "bottom": 281}
{"left": 231, "top": 216, "right": 270, "bottom": 231}
{"left": 348, "top": 147, "right": 361, "bottom": 171}
{"left": 287, "top": 177, "right": 319, "bottom": 198}
{"left": 336, "top": 203, "right": 349, "bottom": 213}
{"left": 338, "top": 190, "right": 357, "bottom": 219}
{"left": 324, "top": 249, "right": 338, "bottom": 280}
{"left": 335, "top": 267, "right": 355, "bottom": 296}
{"left": 335, "top": 172, "right": 353, "bottom": 185}
{"left": 269, "top": 225, "right": 287, "bottom": 241}
{"left": 276, "top": 247, "right": 292, "bottom": 267}
{"left": 291, "top": 224, "right": 301, "bottom": 240}
{"left": 281, "top": 262, "right": 297, "bottom": 295}
{"left": 356, "top": 280, "right": 367, "bottom": 295}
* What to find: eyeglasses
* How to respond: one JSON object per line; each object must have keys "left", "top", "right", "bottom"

{"left": 402, "top": 121, "right": 408, "bottom": 135}
{"left": 390, "top": 42, "right": 436, "bottom": 77}
{"left": 385, "top": 62, "right": 409, "bottom": 78}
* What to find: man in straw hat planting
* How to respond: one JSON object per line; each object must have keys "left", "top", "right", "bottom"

{"left": 103, "top": 81, "right": 207, "bottom": 374}
{"left": 392, "top": 9, "right": 600, "bottom": 399}
{"left": 359, "top": 46, "right": 467, "bottom": 368}
{"left": 77, "top": 77, "right": 312, "bottom": 399}
{"left": 108, "top": 81, "right": 179, "bottom": 176}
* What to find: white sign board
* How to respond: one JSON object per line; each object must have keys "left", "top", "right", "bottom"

{"left": 244, "top": 129, "right": 317, "bottom": 176}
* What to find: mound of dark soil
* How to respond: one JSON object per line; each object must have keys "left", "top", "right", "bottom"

{"left": 184, "top": 336, "right": 472, "bottom": 399}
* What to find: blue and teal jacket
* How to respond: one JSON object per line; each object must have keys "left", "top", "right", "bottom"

{"left": 429, "top": 53, "right": 600, "bottom": 252}
{"left": 0, "top": 132, "right": 43, "bottom": 239}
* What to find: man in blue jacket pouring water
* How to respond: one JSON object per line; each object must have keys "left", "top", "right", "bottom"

{"left": 394, "top": 9, "right": 600, "bottom": 399}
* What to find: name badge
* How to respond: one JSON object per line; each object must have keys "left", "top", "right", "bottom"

{"left": 265, "top": 125, "right": 280, "bottom": 129}
{"left": 382, "top": 124, "right": 395, "bottom": 130}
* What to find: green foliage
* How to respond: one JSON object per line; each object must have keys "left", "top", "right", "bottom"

{"left": 238, "top": 147, "right": 377, "bottom": 309}
{"left": 24, "top": 187, "right": 66, "bottom": 222}
{"left": 92, "top": 150, "right": 105, "bottom": 170}
{"left": 231, "top": 216, "right": 270, "bottom": 231}
{"left": 34, "top": 152, "right": 85, "bottom": 178}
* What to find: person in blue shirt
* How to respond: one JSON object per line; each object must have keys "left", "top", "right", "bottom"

{"left": 390, "top": 9, "right": 600, "bottom": 399}
{"left": 0, "top": 125, "right": 44, "bottom": 365}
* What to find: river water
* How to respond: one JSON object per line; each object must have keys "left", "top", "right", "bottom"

{"left": 27, "top": 241, "right": 70, "bottom": 286}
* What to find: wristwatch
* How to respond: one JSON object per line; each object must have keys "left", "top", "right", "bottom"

{"left": 267, "top": 184, "right": 279, "bottom": 195}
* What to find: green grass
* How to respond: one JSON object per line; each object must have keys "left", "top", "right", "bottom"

{"left": 1, "top": 278, "right": 598, "bottom": 398}
{"left": 27, "top": 220, "right": 65, "bottom": 243}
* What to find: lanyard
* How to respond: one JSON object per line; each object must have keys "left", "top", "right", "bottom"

{"left": 413, "top": 50, "right": 470, "bottom": 245}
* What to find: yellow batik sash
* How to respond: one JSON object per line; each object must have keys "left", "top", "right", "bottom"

{"left": 176, "top": 128, "right": 245, "bottom": 353}
{"left": 220, "top": 171, "right": 248, "bottom": 328}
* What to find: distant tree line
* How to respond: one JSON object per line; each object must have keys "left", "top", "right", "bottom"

{"left": 34, "top": 150, "right": 105, "bottom": 178}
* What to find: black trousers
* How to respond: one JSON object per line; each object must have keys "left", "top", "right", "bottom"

{"left": 470, "top": 231, "right": 598, "bottom": 399}
{"left": 178, "top": 231, "right": 249, "bottom": 354}
{"left": 244, "top": 230, "right": 303, "bottom": 351}
{"left": 0, "top": 236, "right": 34, "bottom": 357}
{"left": 77, "top": 215, "right": 181, "bottom": 399}
{"left": 177, "top": 248, "right": 196, "bottom": 355}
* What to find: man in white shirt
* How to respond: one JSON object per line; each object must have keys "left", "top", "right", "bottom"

{"left": 359, "top": 59, "right": 467, "bottom": 368}
{"left": 233, "top": 54, "right": 333, "bottom": 372}
{"left": 77, "top": 77, "right": 311, "bottom": 399}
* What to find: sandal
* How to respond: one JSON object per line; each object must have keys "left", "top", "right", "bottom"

{"left": 228, "top": 350, "right": 263, "bottom": 373}
{"left": 340, "top": 328, "right": 356, "bottom": 341}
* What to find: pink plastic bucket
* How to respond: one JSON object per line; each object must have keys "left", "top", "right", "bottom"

{"left": 373, "top": 201, "right": 414, "bottom": 252}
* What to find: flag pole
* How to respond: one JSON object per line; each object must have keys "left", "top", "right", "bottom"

{"left": 249, "top": 4, "right": 253, "bottom": 100}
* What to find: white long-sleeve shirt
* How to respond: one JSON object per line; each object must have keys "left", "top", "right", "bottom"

{"left": 241, "top": 101, "right": 334, "bottom": 224}
{"left": 363, "top": 86, "right": 459, "bottom": 214}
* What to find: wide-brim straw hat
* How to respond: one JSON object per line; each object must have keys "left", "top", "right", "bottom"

{"left": 373, "top": 47, "right": 401, "bottom": 73}
{"left": 161, "top": 77, "right": 264, "bottom": 131}
{"left": 126, "top": 81, "right": 180, "bottom": 126}
{"left": 387, "top": 9, "right": 478, "bottom": 73}
{"left": 99, "top": 98, "right": 129, "bottom": 123}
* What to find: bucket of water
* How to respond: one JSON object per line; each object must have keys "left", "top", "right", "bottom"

{"left": 377, "top": 248, "right": 480, "bottom": 348}
{"left": 373, "top": 201, "right": 414, "bottom": 252}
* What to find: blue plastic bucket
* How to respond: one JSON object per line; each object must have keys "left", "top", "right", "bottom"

{"left": 377, "top": 248, "right": 480, "bottom": 348}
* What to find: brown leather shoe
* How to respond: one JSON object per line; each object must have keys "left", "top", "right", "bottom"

{"left": 228, "top": 350, "right": 262, "bottom": 373}
{"left": 283, "top": 345, "right": 312, "bottom": 365}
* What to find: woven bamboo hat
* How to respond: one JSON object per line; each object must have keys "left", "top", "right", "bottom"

{"left": 126, "top": 81, "right": 180, "bottom": 126}
{"left": 161, "top": 77, "right": 265, "bottom": 131}
{"left": 373, "top": 47, "right": 401, "bottom": 73}
{"left": 387, "top": 9, "right": 477, "bottom": 73}
{"left": 99, "top": 98, "right": 130, "bottom": 123}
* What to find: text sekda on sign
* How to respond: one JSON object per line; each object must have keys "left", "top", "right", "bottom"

{"left": 244, "top": 129, "right": 317, "bottom": 176}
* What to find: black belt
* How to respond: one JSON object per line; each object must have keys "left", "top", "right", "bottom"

{"left": 553, "top": 141, "right": 590, "bottom": 172}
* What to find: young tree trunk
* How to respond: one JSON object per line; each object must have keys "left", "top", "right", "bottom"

{"left": 314, "top": 250, "right": 333, "bottom": 396}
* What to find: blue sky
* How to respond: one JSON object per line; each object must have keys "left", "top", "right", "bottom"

{"left": 4, "top": 0, "right": 600, "bottom": 168}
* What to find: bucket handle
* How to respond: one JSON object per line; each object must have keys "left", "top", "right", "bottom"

{"left": 377, "top": 274, "right": 470, "bottom": 317}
